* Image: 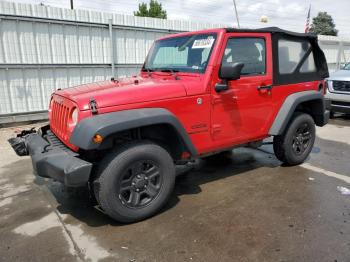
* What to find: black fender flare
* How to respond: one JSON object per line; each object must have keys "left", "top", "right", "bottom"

{"left": 269, "top": 90, "right": 327, "bottom": 136}
{"left": 70, "top": 108, "right": 198, "bottom": 156}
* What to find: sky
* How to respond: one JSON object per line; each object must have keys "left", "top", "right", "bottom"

{"left": 8, "top": 0, "right": 350, "bottom": 36}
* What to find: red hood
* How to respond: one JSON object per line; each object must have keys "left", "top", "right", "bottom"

{"left": 55, "top": 76, "right": 189, "bottom": 110}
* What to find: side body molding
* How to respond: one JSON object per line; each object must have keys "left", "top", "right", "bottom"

{"left": 70, "top": 108, "right": 197, "bottom": 155}
{"left": 269, "top": 90, "right": 326, "bottom": 136}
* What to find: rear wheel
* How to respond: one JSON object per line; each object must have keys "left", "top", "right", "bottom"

{"left": 94, "top": 141, "right": 175, "bottom": 223}
{"left": 273, "top": 113, "right": 315, "bottom": 166}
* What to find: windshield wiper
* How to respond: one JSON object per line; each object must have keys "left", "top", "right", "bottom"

{"left": 160, "top": 69, "right": 179, "bottom": 73}
{"left": 159, "top": 69, "right": 180, "bottom": 80}
{"left": 142, "top": 67, "right": 154, "bottom": 77}
{"left": 142, "top": 67, "right": 154, "bottom": 72}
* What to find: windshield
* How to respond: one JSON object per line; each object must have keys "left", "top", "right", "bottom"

{"left": 343, "top": 63, "right": 350, "bottom": 70}
{"left": 143, "top": 33, "right": 217, "bottom": 74}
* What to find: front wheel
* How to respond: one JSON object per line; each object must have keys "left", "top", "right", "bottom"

{"left": 273, "top": 113, "right": 315, "bottom": 166}
{"left": 94, "top": 141, "right": 175, "bottom": 223}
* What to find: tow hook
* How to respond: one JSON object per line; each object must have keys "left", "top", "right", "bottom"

{"left": 42, "top": 144, "right": 52, "bottom": 153}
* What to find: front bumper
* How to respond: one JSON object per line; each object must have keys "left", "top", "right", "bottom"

{"left": 8, "top": 127, "right": 92, "bottom": 187}
{"left": 325, "top": 92, "right": 350, "bottom": 114}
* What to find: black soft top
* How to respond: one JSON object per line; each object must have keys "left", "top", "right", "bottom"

{"left": 225, "top": 27, "right": 329, "bottom": 85}
{"left": 225, "top": 26, "right": 317, "bottom": 38}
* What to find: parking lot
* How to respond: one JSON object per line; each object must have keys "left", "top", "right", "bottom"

{"left": 0, "top": 117, "right": 349, "bottom": 262}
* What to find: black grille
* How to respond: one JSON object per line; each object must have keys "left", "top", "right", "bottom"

{"left": 332, "top": 81, "right": 350, "bottom": 92}
{"left": 45, "top": 130, "right": 77, "bottom": 156}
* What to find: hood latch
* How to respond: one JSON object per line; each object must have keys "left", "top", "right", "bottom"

{"left": 89, "top": 98, "right": 98, "bottom": 115}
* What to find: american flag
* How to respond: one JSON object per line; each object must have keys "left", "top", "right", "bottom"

{"left": 305, "top": 5, "right": 311, "bottom": 33}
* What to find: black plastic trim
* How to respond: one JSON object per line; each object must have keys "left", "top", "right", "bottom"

{"left": 269, "top": 91, "right": 328, "bottom": 135}
{"left": 24, "top": 132, "right": 92, "bottom": 187}
{"left": 70, "top": 108, "right": 198, "bottom": 156}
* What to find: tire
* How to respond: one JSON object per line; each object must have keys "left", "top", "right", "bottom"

{"left": 329, "top": 111, "right": 335, "bottom": 119}
{"left": 273, "top": 113, "right": 315, "bottom": 166}
{"left": 93, "top": 141, "right": 175, "bottom": 223}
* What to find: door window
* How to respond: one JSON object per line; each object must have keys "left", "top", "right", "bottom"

{"left": 222, "top": 38, "right": 266, "bottom": 76}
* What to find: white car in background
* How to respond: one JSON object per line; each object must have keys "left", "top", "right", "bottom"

{"left": 326, "top": 63, "right": 350, "bottom": 118}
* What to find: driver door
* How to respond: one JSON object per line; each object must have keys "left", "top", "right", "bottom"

{"left": 211, "top": 33, "right": 274, "bottom": 146}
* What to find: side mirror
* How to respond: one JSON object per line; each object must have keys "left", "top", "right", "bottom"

{"left": 219, "top": 62, "right": 244, "bottom": 80}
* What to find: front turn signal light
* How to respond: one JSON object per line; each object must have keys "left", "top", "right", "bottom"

{"left": 93, "top": 134, "right": 103, "bottom": 144}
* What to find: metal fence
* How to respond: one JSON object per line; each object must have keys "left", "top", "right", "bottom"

{"left": 0, "top": 1, "right": 349, "bottom": 124}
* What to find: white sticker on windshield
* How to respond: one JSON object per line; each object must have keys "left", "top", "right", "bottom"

{"left": 192, "top": 37, "right": 214, "bottom": 49}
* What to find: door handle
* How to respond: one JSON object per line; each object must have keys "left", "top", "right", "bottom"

{"left": 257, "top": 85, "right": 273, "bottom": 91}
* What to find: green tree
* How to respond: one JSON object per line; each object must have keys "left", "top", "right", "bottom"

{"left": 310, "top": 12, "right": 338, "bottom": 36}
{"left": 134, "top": 0, "right": 167, "bottom": 19}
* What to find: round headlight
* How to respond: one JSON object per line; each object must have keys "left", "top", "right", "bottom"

{"left": 48, "top": 97, "right": 53, "bottom": 112}
{"left": 71, "top": 108, "right": 78, "bottom": 125}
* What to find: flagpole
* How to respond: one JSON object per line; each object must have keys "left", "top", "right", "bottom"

{"left": 305, "top": 4, "right": 311, "bottom": 33}
{"left": 232, "top": 0, "right": 240, "bottom": 28}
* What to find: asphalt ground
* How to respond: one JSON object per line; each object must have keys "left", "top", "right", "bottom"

{"left": 0, "top": 117, "right": 349, "bottom": 262}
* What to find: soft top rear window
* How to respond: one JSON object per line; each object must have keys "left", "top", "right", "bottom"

{"left": 271, "top": 33, "right": 329, "bottom": 85}
{"left": 278, "top": 39, "right": 316, "bottom": 74}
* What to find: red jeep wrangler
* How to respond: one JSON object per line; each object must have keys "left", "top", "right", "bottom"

{"left": 10, "top": 27, "right": 329, "bottom": 223}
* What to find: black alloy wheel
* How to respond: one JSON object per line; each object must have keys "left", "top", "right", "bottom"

{"left": 94, "top": 141, "right": 175, "bottom": 223}
{"left": 119, "top": 160, "right": 162, "bottom": 208}
{"left": 273, "top": 113, "right": 315, "bottom": 166}
{"left": 291, "top": 122, "right": 312, "bottom": 155}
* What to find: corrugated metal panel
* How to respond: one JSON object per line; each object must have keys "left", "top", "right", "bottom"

{"left": 0, "top": 70, "right": 12, "bottom": 114}
{"left": 36, "top": 23, "right": 52, "bottom": 63}
{"left": 0, "top": 1, "right": 348, "bottom": 123}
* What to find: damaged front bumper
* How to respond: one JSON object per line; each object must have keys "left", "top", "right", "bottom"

{"left": 8, "top": 126, "right": 92, "bottom": 187}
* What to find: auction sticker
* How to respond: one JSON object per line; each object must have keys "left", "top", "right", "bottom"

{"left": 192, "top": 37, "right": 214, "bottom": 49}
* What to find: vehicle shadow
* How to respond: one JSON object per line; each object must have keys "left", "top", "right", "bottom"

{"left": 40, "top": 147, "right": 282, "bottom": 227}
{"left": 5, "top": 138, "right": 342, "bottom": 228}
{"left": 330, "top": 113, "right": 350, "bottom": 126}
